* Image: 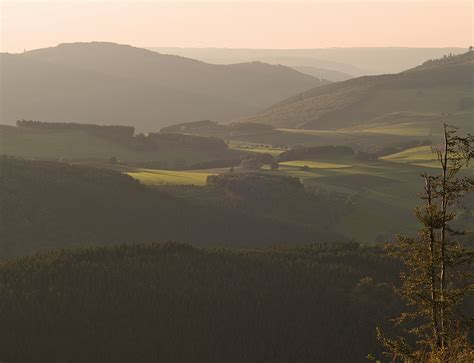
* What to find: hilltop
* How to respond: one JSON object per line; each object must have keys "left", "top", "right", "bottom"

{"left": 242, "top": 51, "right": 474, "bottom": 131}
{"left": 0, "top": 42, "right": 325, "bottom": 131}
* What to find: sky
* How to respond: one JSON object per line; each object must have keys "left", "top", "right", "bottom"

{"left": 1, "top": 1, "right": 472, "bottom": 53}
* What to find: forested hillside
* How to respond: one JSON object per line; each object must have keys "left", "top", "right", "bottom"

{"left": 0, "top": 242, "right": 402, "bottom": 362}
{"left": 1, "top": 42, "right": 325, "bottom": 130}
{"left": 0, "top": 158, "right": 346, "bottom": 259}
{"left": 2, "top": 0, "right": 473, "bottom": 360}
{"left": 243, "top": 51, "right": 474, "bottom": 130}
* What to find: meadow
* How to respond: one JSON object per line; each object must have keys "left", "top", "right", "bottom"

{"left": 2, "top": 120, "right": 470, "bottom": 243}
{"left": 0, "top": 125, "right": 238, "bottom": 166}
{"left": 239, "top": 112, "right": 473, "bottom": 147}
{"left": 124, "top": 145, "right": 448, "bottom": 242}
{"left": 272, "top": 156, "right": 431, "bottom": 241}
{"left": 229, "top": 127, "right": 420, "bottom": 148}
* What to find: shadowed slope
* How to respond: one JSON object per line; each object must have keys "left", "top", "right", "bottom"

{"left": 1, "top": 42, "right": 325, "bottom": 130}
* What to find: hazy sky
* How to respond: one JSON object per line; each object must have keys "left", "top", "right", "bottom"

{"left": 1, "top": 1, "right": 472, "bottom": 53}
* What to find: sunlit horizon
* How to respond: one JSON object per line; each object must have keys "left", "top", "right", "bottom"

{"left": 1, "top": 1, "right": 472, "bottom": 53}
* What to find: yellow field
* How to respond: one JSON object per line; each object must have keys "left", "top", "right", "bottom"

{"left": 279, "top": 160, "right": 351, "bottom": 169}
{"left": 228, "top": 141, "right": 285, "bottom": 156}
{"left": 232, "top": 147, "right": 283, "bottom": 156}
{"left": 127, "top": 169, "right": 214, "bottom": 186}
{"left": 278, "top": 128, "right": 346, "bottom": 135}
{"left": 381, "top": 146, "right": 439, "bottom": 167}
{"left": 355, "top": 123, "right": 433, "bottom": 136}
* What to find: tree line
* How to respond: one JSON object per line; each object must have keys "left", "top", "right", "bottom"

{"left": 17, "top": 119, "right": 135, "bottom": 143}
{"left": 16, "top": 120, "right": 229, "bottom": 155}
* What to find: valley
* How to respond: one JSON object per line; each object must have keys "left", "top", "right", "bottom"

{"left": 0, "top": 40, "right": 473, "bottom": 362}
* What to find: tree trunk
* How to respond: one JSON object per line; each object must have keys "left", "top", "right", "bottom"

{"left": 439, "top": 123, "right": 449, "bottom": 348}
{"left": 425, "top": 176, "right": 441, "bottom": 348}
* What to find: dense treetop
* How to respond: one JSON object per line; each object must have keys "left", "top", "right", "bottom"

{"left": 0, "top": 242, "right": 402, "bottom": 362}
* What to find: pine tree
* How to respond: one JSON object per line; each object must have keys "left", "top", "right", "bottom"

{"left": 376, "top": 124, "right": 474, "bottom": 362}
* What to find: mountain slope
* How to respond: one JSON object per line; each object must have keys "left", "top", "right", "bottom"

{"left": 242, "top": 51, "right": 474, "bottom": 130}
{"left": 1, "top": 42, "right": 325, "bottom": 131}
{"left": 1, "top": 52, "right": 240, "bottom": 132}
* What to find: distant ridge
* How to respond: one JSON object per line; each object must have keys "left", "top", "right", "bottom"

{"left": 148, "top": 47, "right": 467, "bottom": 75}
{"left": 1, "top": 42, "right": 326, "bottom": 131}
{"left": 292, "top": 65, "right": 353, "bottom": 82}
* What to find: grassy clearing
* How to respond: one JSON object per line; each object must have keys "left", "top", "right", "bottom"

{"left": 353, "top": 112, "right": 473, "bottom": 137}
{"left": 382, "top": 145, "right": 436, "bottom": 160}
{"left": 315, "top": 166, "right": 424, "bottom": 241}
{"left": 355, "top": 122, "right": 434, "bottom": 137}
{"left": 127, "top": 169, "right": 214, "bottom": 186}
{"left": 274, "top": 158, "right": 429, "bottom": 241}
{"left": 223, "top": 126, "right": 434, "bottom": 150}
{"left": 382, "top": 145, "right": 474, "bottom": 169}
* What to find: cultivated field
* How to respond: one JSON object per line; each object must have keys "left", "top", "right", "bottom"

{"left": 3, "top": 120, "right": 470, "bottom": 243}
{"left": 0, "top": 125, "right": 239, "bottom": 166}
{"left": 127, "top": 168, "right": 215, "bottom": 186}
{"left": 381, "top": 145, "right": 439, "bottom": 167}
{"left": 126, "top": 149, "right": 444, "bottom": 242}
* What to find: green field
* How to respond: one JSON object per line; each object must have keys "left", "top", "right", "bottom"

{"left": 276, "top": 158, "right": 428, "bottom": 241}
{"left": 3, "top": 120, "right": 470, "bottom": 243}
{"left": 0, "top": 126, "right": 129, "bottom": 159}
{"left": 223, "top": 127, "right": 423, "bottom": 149}
{"left": 126, "top": 154, "right": 437, "bottom": 242}
{"left": 0, "top": 125, "right": 241, "bottom": 167}
{"left": 350, "top": 112, "right": 473, "bottom": 137}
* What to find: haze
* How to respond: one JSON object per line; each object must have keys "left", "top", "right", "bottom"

{"left": 1, "top": 1, "right": 472, "bottom": 53}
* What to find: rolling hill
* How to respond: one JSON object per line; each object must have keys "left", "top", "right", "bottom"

{"left": 241, "top": 51, "right": 474, "bottom": 131}
{"left": 0, "top": 158, "right": 347, "bottom": 260}
{"left": 149, "top": 47, "right": 466, "bottom": 76}
{"left": 0, "top": 42, "right": 325, "bottom": 131}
